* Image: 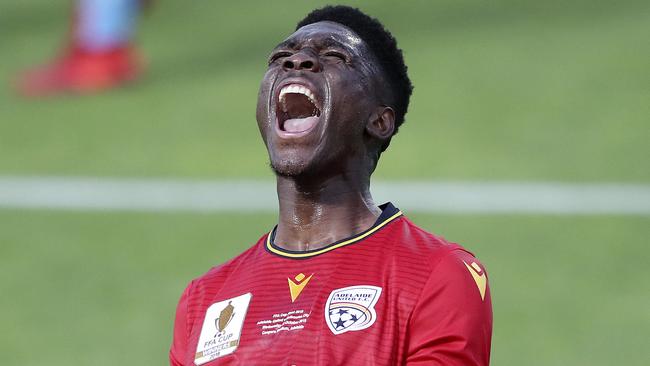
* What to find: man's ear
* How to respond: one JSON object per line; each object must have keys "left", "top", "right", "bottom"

{"left": 366, "top": 106, "right": 395, "bottom": 141}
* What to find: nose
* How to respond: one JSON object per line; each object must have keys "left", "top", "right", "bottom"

{"left": 283, "top": 50, "right": 320, "bottom": 72}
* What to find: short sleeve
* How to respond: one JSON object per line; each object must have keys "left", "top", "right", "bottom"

{"left": 170, "top": 281, "right": 194, "bottom": 366}
{"left": 406, "top": 249, "right": 493, "bottom": 365}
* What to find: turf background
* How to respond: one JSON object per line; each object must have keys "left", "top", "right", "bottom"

{"left": 1, "top": 1, "right": 648, "bottom": 365}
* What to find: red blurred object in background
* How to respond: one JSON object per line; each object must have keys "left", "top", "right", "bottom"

{"left": 16, "top": 45, "right": 144, "bottom": 96}
{"left": 14, "top": 0, "right": 151, "bottom": 97}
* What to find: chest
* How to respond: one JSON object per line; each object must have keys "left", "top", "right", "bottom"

{"left": 186, "top": 253, "right": 426, "bottom": 366}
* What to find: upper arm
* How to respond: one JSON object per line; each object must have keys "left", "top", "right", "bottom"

{"left": 406, "top": 249, "right": 493, "bottom": 366}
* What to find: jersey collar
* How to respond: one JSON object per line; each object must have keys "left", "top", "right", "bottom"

{"left": 265, "top": 202, "right": 403, "bottom": 259}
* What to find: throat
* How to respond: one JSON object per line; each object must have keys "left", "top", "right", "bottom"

{"left": 273, "top": 180, "right": 381, "bottom": 252}
{"left": 274, "top": 216, "right": 378, "bottom": 252}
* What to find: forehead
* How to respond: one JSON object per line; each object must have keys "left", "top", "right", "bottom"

{"left": 276, "top": 21, "right": 369, "bottom": 54}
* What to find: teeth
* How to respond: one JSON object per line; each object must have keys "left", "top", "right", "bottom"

{"left": 279, "top": 84, "right": 318, "bottom": 112}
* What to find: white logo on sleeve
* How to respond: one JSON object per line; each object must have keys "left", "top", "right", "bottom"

{"left": 194, "top": 293, "right": 252, "bottom": 365}
{"left": 325, "top": 285, "right": 382, "bottom": 335}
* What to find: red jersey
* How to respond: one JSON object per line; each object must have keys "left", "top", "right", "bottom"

{"left": 170, "top": 203, "right": 492, "bottom": 365}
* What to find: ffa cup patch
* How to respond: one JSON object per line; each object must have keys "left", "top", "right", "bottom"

{"left": 194, "top": 293, "right": 252, "bottom": 365}
{"left": 325, "top": 285, "right": 382, "bottom": 335}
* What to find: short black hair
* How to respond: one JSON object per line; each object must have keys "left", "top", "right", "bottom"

{"left": 297, "top": 5, "right": 413, "bottom": 151}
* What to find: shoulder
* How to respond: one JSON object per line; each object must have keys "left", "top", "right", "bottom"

{"left": 400, "top": 219, "right": 493, "bottom": 364}
{"left": 384, "top": 216, "right": 490, "bottom": 303}
{"left": 387, "top": 215, "right": 480, "bottom": 271}
{"left": 187, "top": 233, "right": 268, "bottom": 296}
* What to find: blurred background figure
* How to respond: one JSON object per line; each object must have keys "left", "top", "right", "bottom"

{"left": 14, "top": 0, "right": 152, "bottom": 97}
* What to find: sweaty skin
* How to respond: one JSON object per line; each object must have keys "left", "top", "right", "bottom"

{"left": 256, "top": 21, "right": 396, "bottom": 251}
{"left": 171, "top": 15, "right": 491, "bottom": 366}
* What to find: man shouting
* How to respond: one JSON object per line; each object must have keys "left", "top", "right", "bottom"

{"left": 170, "top": 5, "right": 492, "bottom": 365}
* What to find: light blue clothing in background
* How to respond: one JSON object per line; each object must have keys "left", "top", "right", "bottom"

{"left": 76, "top": 0, "right": 139, "bottom": 51}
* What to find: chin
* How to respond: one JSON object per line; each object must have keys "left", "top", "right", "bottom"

{"left": 268, "top": 135, "right": 358, "bottom": 179}
{"left": 271, "top": 146, "right": 340, "bottom": 179}
{"left": 270, "top": 156, "right": 311, "bottom": 177}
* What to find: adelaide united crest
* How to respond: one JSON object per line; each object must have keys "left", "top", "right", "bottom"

{"left": 325, "top": 285, "right": 382, "bottom": 335}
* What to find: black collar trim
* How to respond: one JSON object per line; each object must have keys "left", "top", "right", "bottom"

{"left": 265, "top": 203, "right": 402, "bottom": 259}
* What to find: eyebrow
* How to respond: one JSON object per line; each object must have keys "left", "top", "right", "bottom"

{"left": 274, "top": 36, "right": 351, "bottom": 51}
{"left": 274, "top": 39, "right": 297, "bottom": 50}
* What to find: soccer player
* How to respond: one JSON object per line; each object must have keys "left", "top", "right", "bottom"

{"left": 170, "top": 5, "right": 492, "bottom": 365}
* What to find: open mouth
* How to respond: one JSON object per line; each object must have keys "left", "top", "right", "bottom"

{"left": 277, "top": 84, "right": 322, "bottom": 134}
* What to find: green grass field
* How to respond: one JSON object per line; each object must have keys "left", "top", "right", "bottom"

{"left": 1, "top": 1, "right": 649, "bottom": 365}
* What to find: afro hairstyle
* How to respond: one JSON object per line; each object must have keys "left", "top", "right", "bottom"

{"left": 296, "top": 5, "right": 413, "bottom": 151}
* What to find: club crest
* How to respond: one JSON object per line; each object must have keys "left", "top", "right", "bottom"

{"left": 325, "top": 285, "right": 382, "bottom": 335}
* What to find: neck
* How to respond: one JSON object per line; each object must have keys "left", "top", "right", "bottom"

{"left": 273, "top": 172, "right": 381, "bottom": 251}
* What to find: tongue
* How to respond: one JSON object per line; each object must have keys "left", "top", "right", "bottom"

{"left": 283, "top": 116, "right": 319, "bottom": 133}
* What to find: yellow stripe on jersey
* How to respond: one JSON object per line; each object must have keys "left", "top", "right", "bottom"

{"left": 266, "top": 211, "right": 403, "bottom": 258}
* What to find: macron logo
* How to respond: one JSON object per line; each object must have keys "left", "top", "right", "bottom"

{"left": 463, "top": 261, "right": 487, "bottom": 301}
{"left": 288, "top": 273, "right": 314, "bottom": 302}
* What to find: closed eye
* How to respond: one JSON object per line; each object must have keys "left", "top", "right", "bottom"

{"left": 268, "top": 51, "right": 292, "bottom": 65}
{"left": 322, "top": 50, "right": 348, "bottom": 62}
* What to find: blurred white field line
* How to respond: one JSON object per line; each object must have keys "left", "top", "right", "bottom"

{"left": 0, "top": 176, "right": 649, "bottom": 215}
